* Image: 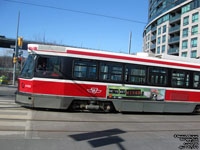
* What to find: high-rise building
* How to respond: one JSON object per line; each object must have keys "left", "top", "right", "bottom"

{"left": 143, "top": 0, "right": 200, "bottom": 58}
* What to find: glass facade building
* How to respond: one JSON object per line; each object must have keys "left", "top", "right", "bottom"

{"left": 148, "top": 0, "right": 186, "bottom": 23}
{"left": 143, "top": 0, "right": 200, "bottom": 59}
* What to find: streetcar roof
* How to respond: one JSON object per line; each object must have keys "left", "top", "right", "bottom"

{"left": 28, "top": 44, "right": 200, "bottom": 71}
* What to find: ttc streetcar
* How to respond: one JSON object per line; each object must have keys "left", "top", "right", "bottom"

{"left": 16, "top": 44, "right": 200, "bottom": 113}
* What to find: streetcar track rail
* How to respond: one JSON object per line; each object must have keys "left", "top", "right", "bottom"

{"left": 0, "top": 129, "right": 199, "bottom": 133}
{"left": 0, "top": 118, "right": 200, "bottom": 124}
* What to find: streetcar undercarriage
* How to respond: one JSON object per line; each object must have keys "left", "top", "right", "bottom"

{"left": 69, "top": 100, "right": 115, "bottom": 112}
{"left": 16, "top": 92, "right": 198, "bottom": 113}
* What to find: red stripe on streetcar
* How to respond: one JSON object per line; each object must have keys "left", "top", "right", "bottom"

{"left": 28, "top": 46, "right": 38, "bottom": 50}
{"left": 19, "top": 79, "right": 200, "bottom": 102}
{"left": 67, "top": 50, "right": 200, "bottom": 69}
{"left": 19, "top": 79, "right": 107, "bottom": 98}
{"left": 165, "top": 90, "right": 200, "bottom": 102}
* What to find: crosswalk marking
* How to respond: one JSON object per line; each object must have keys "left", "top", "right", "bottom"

{"left": 0, "top": 109, "right": 31, "bottom": 113}
{"left": 0, "top": 100, "right": 15, "bottom": 103}
{"left": 0, "top": 100, "right": 32, "bottom": 138}
{"left": 0, "top": 114, "right": 30, "bottom": 120}
{"left": 0, "top": 101, "right": 15, "bottom": 104}
{"left": 0, "top": 121, "right": 26, "bottom": 127}
{"left": 0, "top": 100, "right": 21, "bottom": 108}
{"left": 0, "top": 131, "right": 25, "bottom": 136}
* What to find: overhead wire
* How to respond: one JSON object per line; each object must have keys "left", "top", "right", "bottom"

{"left": 4, "top": 0, "right": 200, "bottom": 50}
{"left": 2, "top": 0, "right": 148, "bottom": 25}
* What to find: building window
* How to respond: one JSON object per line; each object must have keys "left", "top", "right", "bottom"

{"left": 192, "top": 25, "right": 198, "bottom": 35}
{"left": 157, "top": 46, "right": 160, "bottom": 54}
{"left": 181, "top": 52, "right": 187, "bottom": 57}
{"left": 162, "top": 45, "right": 165, "bottom": 53}
{"left": 162, "top": 1, "right": 166, "bottom": 8}
{"left": 163, "top": 25, "right": 166, "bottom": 33}
{"left": 191, "top": 50, "right": 197, "bottom": 58}
{"left": 182, "top": 4, "right": 191, "bottom": 14}
{"left": 182, "top": 40, "right": 188, "bottom": 49}
{"left": 182, "top": 28, "right": 188, "bottom": 37}
{"left": 157, "top": 37, "right": 161, "bottom": 44}
{"left": 148, "top": 34, "right": 150, "bottom": 41}
{"left": 157, "top": 18, "right": 162, "bottom": 25}
{"left": 192, "top": 12, "right": 199, "bottom": 23}
{"left": 158, "top": 27, "right": 161, "bottom": 35}
{"left": 191, "top": 38, "right": 198, "bottom": 47}
{"left": 183, "top": 16, "right": 189, "bottom": 26}
{"left": 162, "top": 35, "right": 166, "bottom": 43}
{"left": 163, "top": 14, "right": 169, "bottom": 22}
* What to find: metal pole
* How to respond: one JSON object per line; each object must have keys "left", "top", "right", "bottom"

{"left": 13, "top": 11, "right": 20, "bottom": 85}
{"left": 128, "top": 31, "right": 132, "bottom": 54}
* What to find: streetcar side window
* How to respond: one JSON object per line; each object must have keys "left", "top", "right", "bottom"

{"left": 193, "top": 72, "right": 200, "bottom": 88}
{"left": 20, "top": 55, "right": 34, "bottom": 78}
{"left": 73, "top": 60, "right": 97, "bottom": 80}
{"left": 35, "top": 56, "right": 62, "bottom": 78}
{"left": 171, "top": 70, "right": 190, "bottom": 88}
{"left": 100, "top": 62, "right": 122, "bottom": 82}
{"left": 125, "top": 65, "right": 146, "bottom": 84}
{"left": 148, "top": 67, "right": 168, "bottom": 86}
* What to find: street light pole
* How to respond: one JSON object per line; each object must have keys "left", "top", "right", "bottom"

{"left": 128, "top": 31, "right": 132, "bottom": 54}
{"left": 13, "top": 11, "right": 20, "bottom": 85}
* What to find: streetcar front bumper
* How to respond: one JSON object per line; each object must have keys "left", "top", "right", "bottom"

{"left": 15, "top": 91, "right": 73, "bottom": 110}
{"left": 15, "top": 92, "right": 34, "bottom": 107}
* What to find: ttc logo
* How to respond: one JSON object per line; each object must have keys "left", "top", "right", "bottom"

{"left": 87, "top": 88, "right": 102, "bottom": 94}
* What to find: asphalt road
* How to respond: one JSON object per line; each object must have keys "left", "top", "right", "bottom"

{"left": 0, "top": 85, "right": 17, "bottom": 100}
{"left": 0, "top": 85, "right": 200, "bottom": 150}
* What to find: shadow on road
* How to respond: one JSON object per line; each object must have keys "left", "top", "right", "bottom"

{"left": 69, "top": 128, "right": 126, "bottom": 150}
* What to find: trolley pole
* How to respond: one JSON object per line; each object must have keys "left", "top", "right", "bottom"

{"left": 13, "top": 11, "right": 20, "bottom": 85}
{"left": 128, "top": 31, "right": 132, "bottom": 54}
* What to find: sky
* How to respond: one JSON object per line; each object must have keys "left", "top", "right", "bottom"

{"left": 0, "top": 0, "right": 148, "bottom": 55}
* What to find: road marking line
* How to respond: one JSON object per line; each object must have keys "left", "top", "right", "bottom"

{"left": 0, "top": 100, "right": 15, "bottom": 102}
{"left": 25, "top": 111, "right": 33, "bottom": 138}
{"left": 0, "top": 102, "right": 16, "bottom": 104}
{"left": 0, "top": 115, "right": 31, "bottom": 120}
{"left": 0, "top": 109, "right": 30, "bottom": 113}
{"left": 0, "top": 121, "right": 26, "bottom": 127}
{"left": 0, "top": 131, "right": 25, "bottom": 136}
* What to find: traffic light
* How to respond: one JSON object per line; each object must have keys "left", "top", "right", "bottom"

{"left": 13, "top": 56, "right": 17, "bottom": 64}
{"left": 18, "top": 37, "right": 23, "bottom": 48}
{"left": 18, "top": 57, "right": 22, "bottom": 64}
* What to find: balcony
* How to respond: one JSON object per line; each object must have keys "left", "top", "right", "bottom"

{"left": 150, "top": 44, "right": 156, "bottom": 50}
{"left": 169, "top": 25, "right": 180, "bottom": 33}
{"left": 168, "top": 48, "right": 179, "bottom": 54}
{"left": 168, "top": 37, "right": 180, "bottom": 44}
{"left": 169, "top": 14, "right": 181, "bottom": 23}
{"left": 151, "top": 35, "right": 156, "bottom": 41}
{"left": 151, "top": 26, "right": 157, "bottom": 32}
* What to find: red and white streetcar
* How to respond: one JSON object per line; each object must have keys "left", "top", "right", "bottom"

{"left": 16, "top": 44, "right": 200, "bottom": 113}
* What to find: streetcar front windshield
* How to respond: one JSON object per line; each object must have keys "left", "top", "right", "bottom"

{"left": 20, "top": 55, "right": 34, "bottom": 78}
